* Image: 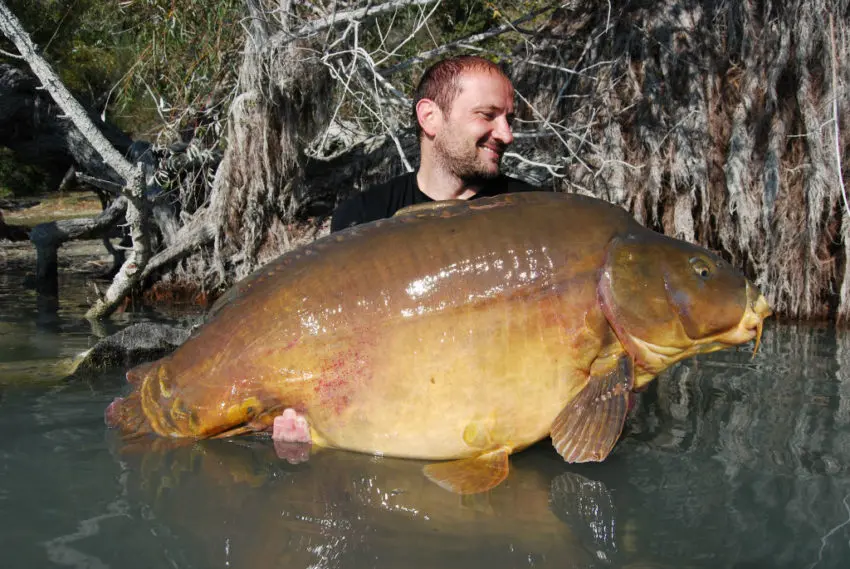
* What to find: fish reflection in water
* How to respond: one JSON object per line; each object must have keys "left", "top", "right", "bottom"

{"left": 106, "top": 322, "right": 850, "bottom": 569}
{"left": 119, "top": 438, "right": 616, "bottom": 568}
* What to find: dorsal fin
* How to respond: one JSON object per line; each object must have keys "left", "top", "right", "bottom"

{"left": 393, "top": 199, "right": 467, "bottom": 218}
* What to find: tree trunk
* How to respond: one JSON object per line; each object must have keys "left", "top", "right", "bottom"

{"left": 177, "top": 0, "right": 333, "bottom": 286}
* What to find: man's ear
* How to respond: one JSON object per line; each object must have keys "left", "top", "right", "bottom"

{"left": 416, "top": 98, "right": 442, "bottom": 138}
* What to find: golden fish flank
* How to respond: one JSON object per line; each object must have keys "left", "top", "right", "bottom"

{"left": 105, "top": 192, "right": 771, "bottom": 493}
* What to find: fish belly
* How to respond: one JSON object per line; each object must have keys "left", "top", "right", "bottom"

{"left": 304, "top": 294, "right": 597, "bottom": 460}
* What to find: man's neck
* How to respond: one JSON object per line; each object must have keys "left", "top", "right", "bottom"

{"left": 416, "top": 167, "right": 483, "bottom": 201}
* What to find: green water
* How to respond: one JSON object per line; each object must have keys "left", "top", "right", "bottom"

{"left": 1, "top": 269, "right": 849, "bottom": 568}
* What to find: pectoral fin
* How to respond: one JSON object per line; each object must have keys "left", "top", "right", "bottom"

{"left": 423, "top": 448, "right": 510, "bottom": 494}
{"left": 551, "top": 356, "right": 633, "bottom": 462}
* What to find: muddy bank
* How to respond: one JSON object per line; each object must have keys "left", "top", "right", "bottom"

{"left": 0, "top": 191, "right": 110, "bottom": 274}
{"left": 0, "top": 237, "right": 113, "bottom": 274}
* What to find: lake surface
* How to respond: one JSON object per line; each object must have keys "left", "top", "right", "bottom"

{"left": 1, "top": 267, "right": 849, "bottom": 569}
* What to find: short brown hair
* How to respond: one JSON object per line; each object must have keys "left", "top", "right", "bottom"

{"left": 412, "top": 56, "right": 511, "bottom": 137}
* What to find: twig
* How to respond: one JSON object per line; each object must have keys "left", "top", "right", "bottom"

{"left": 292, "top": 0, "right": 438, "bottom": 40}
{"left": 503, "top": 151, "right": 565, "bottom": 178}
{"left": 318, "top": 24, "right": 363, "bottom": 154}
{"left": 0, "top": 46, "right": 21, "bottom": 58}
{"left": 455, "top": 43, "right": 586, "bottom": 77}
{"left": 829, "top": 14, "right": 849, "bottom": 218}
{"left": 374, "top": 0, "right": 444, "bottom": 66}
{"left": 76, "top": 173, "right": 125, "bottom": 195}
{"left": 380, "top": 3, "right": 560, "bottom": 77}
{"left": 514, "top": 89, "right": 593, "bottom": 173}
{"left": 364, "top": 55, "right": 413, "bottom": 171}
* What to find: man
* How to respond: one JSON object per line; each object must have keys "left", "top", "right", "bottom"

{"left": 330, "top": 56, "right": 538, "bottom": 232}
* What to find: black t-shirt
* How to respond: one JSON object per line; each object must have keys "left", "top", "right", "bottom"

{"left": 330, "top": 172, "right": 538, "bottom": 232}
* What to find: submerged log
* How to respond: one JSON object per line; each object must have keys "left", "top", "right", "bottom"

{"left": 71, "top": 322, "right": 193, "bottom": 377}
{"left": 28, "top": 197, "right": 127, "bottom": 295}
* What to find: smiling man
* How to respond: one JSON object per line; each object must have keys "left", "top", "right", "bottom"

{"left": 330, "top": 56, "right": 538, "bottom": 232}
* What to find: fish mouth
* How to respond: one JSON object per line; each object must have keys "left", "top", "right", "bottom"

{"left": 706, "top": 282, "right": 772, "bottom": 356}
{"left": 624, "top": 282, "right": 772, "bottom": 383}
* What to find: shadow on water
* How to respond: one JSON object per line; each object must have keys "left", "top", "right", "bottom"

{"left": 1, "top": 263, "right": 849, "bottom": 568}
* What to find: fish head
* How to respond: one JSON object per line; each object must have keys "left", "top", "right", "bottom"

{"left": 598, "top": 232, "right": 771, "bottom": 383}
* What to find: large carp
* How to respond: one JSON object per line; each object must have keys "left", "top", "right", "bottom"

{"left": 106, "top": 192, "right": 771, "bottom": 493}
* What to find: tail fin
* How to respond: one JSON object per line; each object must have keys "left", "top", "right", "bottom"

{"left": 104, "top": 392, "right": 154, "bottom": 438}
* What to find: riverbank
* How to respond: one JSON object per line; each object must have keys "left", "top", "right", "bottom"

{"left": 0, "top": 191, "right": 112, "bottom": 274}
{"left": 1, "top": 191, "right": 102, "bottom": 226}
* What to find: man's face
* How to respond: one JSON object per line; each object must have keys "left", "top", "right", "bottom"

{"left": 433, "top": 71, "right": 515, "bottom": 181}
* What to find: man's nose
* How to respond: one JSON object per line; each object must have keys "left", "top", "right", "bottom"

{"left": 492, "top": 116, "right": 514, "bottom": 146}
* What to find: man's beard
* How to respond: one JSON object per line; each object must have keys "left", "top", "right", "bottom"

{"left": 434, "top": 135, "right": 502, "bottom": 182}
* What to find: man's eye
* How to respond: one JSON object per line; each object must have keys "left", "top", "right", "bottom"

{"left": 478, "top": 111, "right": 495, "bottom": 119}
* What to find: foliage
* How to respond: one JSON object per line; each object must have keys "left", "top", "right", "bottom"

{"left": 2, "top": 1, "right": 127, "bottom": 102}
{"left": 103, "top": 0, "right": 244, "bottom": 142}
{"left": 1, "top": 0, "right": 243, "bottom": 138}
{"left": 0, "top": 149, "right": 51, "bottom": 197}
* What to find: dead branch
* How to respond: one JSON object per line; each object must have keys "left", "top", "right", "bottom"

{"left": 291, "top": 0, "right": 439, "bottom": 40}
{"left": 380, "top": 3, "right": 560, "bottom": 77}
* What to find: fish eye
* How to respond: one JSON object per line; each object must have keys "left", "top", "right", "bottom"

{"left": 690, "top": 257, "right": 711, "bottom": 279}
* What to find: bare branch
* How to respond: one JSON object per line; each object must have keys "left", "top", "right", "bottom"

{"left": 373, "top": 0, "right": 444, "bottom": 66}
{"left": 503, "top": 151, "right": 565, "bottom": 178}
{"left": 0, "top": 46, "right": 21, "bottom": 58}
{"left": 514, "top": 89, "right": 593, "bottom": 173}
{"left": 830, "top": 13, "right": 849, "bottom": 218}
{"left": 380, "top": 3, "right": 560, "bottom": 77}
{"left": 76, "top": 173, "right": 124, "bottom": 195}
{"left": 456, "top": 44, "right": 587, "bottom": 77}
{"left": 291, "top": 0, "right": 439, "bottom": 41}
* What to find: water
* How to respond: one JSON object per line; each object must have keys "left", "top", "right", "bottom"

{"left": 1, "top": 269, "right": 849, "bottom": 568}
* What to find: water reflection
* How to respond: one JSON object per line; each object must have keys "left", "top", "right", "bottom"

{"left": 118, "top": 439, "right": 611, "bottom": 568}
